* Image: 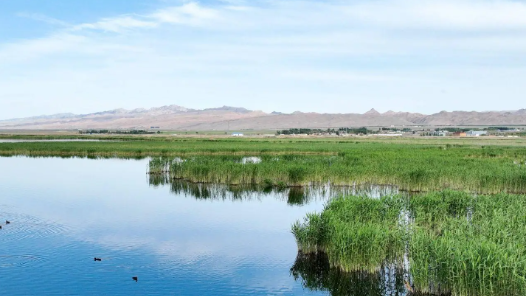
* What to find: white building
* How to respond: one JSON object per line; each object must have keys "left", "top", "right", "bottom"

{"left": 232, "top": 133, "right": 244, "bottom": 137}
{"left": 467, "top": 130, "right": 487, "bottom": 137}
{"left": 433, "top": 131, "right": 449, "bottom": 137}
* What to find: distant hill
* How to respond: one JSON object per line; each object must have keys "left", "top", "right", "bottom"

{"left": 1, "top": 105, "right": 526, "bottom": 130}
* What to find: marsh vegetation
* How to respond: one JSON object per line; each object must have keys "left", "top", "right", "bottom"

{"left": 2, "top": 136, "right": 526, "bottom": 157}
{"left": 148, "top": 146, "right": 526, "bottom": 193}
{"left": 3, "top": 136, "right": 526, "bottom": 295}
{"left": 292, "top": 191, "right": 526, "bottom": 296}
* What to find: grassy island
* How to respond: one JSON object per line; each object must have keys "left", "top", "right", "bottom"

{"left": 146, "top": 140, "right": 526, "bottom": 193}
{"left": 292, "top": 191, "right": 526, "bottom": 296}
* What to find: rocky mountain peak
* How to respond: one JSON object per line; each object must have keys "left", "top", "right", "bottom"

{"left": 364, "top": 108, "right": 381, "bottom": 115}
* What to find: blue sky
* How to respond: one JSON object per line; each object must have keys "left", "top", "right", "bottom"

{"left": 1, "top": 0, "right": 526, "bottom": 119}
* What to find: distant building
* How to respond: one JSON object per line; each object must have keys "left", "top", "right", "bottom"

{"left": 232, "top": 133, "right": 244, "bottom": 137}
{"left": 467, "top": 131, "right": 487, "bottom": 137}
{"left": 453, "top": 132, "right": 467, "bottom": 137}
{"left": 375, "top": 133, "right": 403, "bottom": 137}
{"left": 433, "top": 131, "right": 449, "bottom": 137}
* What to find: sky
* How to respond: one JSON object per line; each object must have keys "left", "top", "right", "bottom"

{"left": 1, "top": 0, "right": 526, "bottom": 119}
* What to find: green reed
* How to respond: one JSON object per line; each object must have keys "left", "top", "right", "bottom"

{"left": 293, "top": 190, "right": 526, "bottom": 296}
{"left": 292, "top": 195, "right": 406, "bottom": 272}
{"left": 2, "top": 136, "right": 526, "bottom": 158}
{"left": 148, "top": 145, "right": 526, "bottom": 193}
{"left": 409, "top": 192, "right": 526, "bottom": 296}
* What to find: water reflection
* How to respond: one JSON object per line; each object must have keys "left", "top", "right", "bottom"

{"left": 291, "top": 252, "right": 408, "bottom": 296}
{"left": 291, "top": 251, "right": 453, "bottom": 296}
{"left": 0, "top": 154, "right": 149, "bottom": 160}
{"left": 1, "top": 157, "right": 327, "bottom": 295}
{"left": 149, "top": 174, "right": 399, "bottom": 205}
{"left": 1, "top": 156, "right": 406, "bottom": 296}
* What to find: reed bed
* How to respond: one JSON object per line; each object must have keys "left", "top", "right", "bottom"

{"left": 410, "top": 192, "right": 526, "bottom": 296}
{"left": 148, "top": 146, "right": 526, "bottom": 193}
{"left": 292, "top": 190, "right": 526, "bottom": 296}
{"left": 2, "top": 137, "right": 526, "bottom": 158}
{"left": 291, "top": 195, "right": 406, "bottom": 272}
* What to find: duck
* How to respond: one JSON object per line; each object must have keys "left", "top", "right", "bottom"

{"left": 5, "top": 220, "right": 10, "bottom": 225}
{"left": 94, "top": 257, "right": 102, "bottom": 261}
{"left": 132, "top": 276, "right": 138, "bottom": 282}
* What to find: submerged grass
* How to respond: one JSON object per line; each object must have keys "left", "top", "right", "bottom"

{"left": 293, "top": 191, "right": 526, "bottom": 296}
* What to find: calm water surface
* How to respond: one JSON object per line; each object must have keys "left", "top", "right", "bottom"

{"left": 0, "top": 156, "right": 404, "bottom": 296}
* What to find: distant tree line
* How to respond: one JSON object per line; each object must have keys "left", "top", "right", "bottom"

{"left": 339, "top": 127, "right": 371, "bottom": 134}
{"left": 435, "top": 127, "right": 523, "bottom": 133}
{"left": 434, "top": 128, "right": 470, "bottom": 133}
{"left": 380, "top": 127, "right": 411, "bottom": 132}
{"left": 486, "top": 127, "right": 519, "bottom": 131}
{"left": 276, "top": 127, "right": 375, "bottom": 135}
{"left": 79, "top": 129, "right": 160, "bottom": 135}
{"left": 277, "top": 128, "right": 325, "bottom": 135}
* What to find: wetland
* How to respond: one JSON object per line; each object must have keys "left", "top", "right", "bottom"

{"left": 1, "top": 136, "right": 526, "bottom": 295}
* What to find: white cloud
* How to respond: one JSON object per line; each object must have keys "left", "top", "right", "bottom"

{"left": 0, "top": 33, "right": 87, "bottom": 63}
{"left": 72, "top": 15, "right": 158, "bottom": 33}
{"left": 151, "top": 2, "right": 219, "bottom": 25}
{"left": 68, "top": 2, "right": 217, "bottom": 34}
{"left": 343, "top": 0, "right": 526, "bottom": 31}
{"left": 2, "top": 0, "right": 526, "bottom": 118}
{"left": 224, "top": 6, "right": 252, "bottom": 12}
{"left": 17, "top": 12, "right": 69, "bottom": 27}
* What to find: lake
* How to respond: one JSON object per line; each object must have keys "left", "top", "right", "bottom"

{"left": 0, "top": 156, "right": 405, "bottom": 296}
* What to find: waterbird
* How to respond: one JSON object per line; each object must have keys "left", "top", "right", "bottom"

{"left": 132, "top": 276, "right": 138, "bottom": 282}
{"left": 94, "top": 257, "right": 102, "bottom": 261}
{"left": 5, "top": 220, "right": 10, "bottom": 225}
{"left": 0, "top": 225, "right": 2, "bottom": 229}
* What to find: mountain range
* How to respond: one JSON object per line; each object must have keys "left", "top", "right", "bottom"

{"left": 1, "top": 105, "right": 526, "bottom": 130}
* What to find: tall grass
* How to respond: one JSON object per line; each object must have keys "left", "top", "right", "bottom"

{"left": 292, "top": 195, "right": 406, "bottom": 272}
{"left": 2, "top": 136, "right": 526, "bottom": 158}
{"left": 409, "top": 192, "right": 526, "bottom": 296}
{"left": 149, "top": 148, "right": 526, "bottom": 193}
{"left": 293, "top": 191, "right": 526, "bottom": 296}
